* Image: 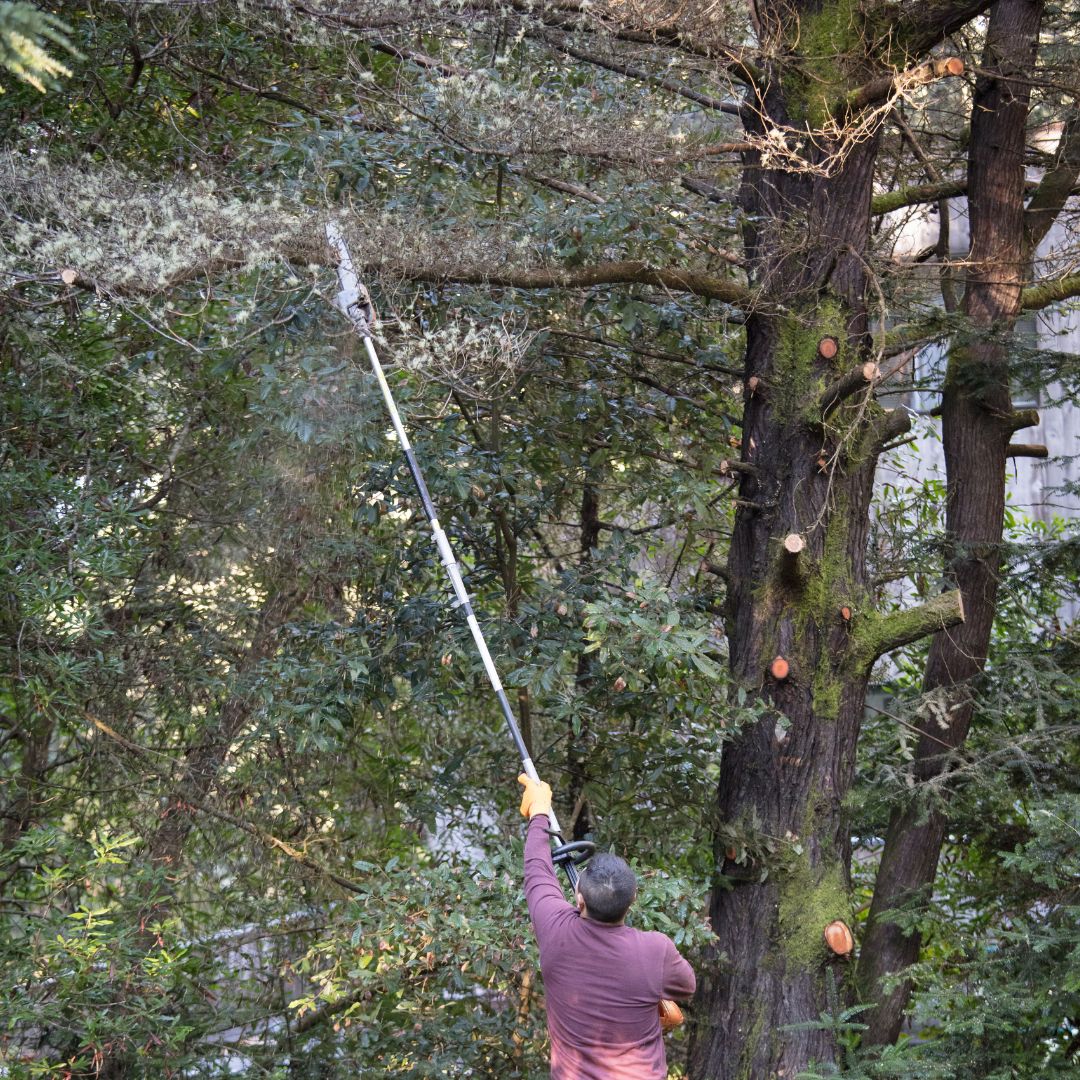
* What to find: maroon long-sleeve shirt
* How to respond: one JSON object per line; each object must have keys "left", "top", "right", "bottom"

{"left": 524, "top": 814, "right": 696, "bottom": 1079}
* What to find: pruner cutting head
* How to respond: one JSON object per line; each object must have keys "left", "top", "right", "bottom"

{"left": 346, "top": 281, "right": 377, "bottom": 332}
{"left": 326, "top": 221, "right": 377, "bottom": 335}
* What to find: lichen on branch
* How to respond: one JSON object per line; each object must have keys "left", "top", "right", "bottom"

{"left": 1, "top": 153, "right": 755, "bottom": 307}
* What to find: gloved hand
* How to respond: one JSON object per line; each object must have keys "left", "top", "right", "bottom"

{"left": 517, "top": 773, "right": 553, "bottom": 819}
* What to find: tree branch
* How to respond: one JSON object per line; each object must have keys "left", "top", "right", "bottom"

{"left": 1021, "top": 272, "right": 1080, "bottom": 311}
{"left": 1024, "top": 113, "right": 1080, "bottom": 255}
{"left": 841, "top": 57, "right": 964, "bottom": 118}
{"left": 85, "top": 713, "right": 364, "bottom": 895}
{"left": 396, "top": 258, "right": 757, "bottom": 308}
{"left": 865, "top": 407, "right": 913, "bottom": 458}
{"left": 854, "top": 589, "right": 965, "bottom": 666}
{"left": 820, "top": 362, "right": 880, "bottom": 419}
{"left": 871, "top": 178, "right": 968, "bottom": 216}
{"left": 885, "top": 0, "right": 996, "bottom": 58}
{"left": 1005, "top": 443, "right": 1048, "bottom": 458}
{"left": 537, "top": 30, "right": 741, "bottom": 116}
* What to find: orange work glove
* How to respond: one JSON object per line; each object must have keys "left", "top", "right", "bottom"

{"left": 517, "top": 773, "right": 553, "bottom": 819}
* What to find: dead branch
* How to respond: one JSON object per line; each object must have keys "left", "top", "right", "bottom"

{"left": 1005, "top": 443, "right": 1048, "bottom": 458}
{"left": 842, "top": 58, "right": 964, "bottom": 119}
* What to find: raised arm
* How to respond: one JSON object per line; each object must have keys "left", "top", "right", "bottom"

{"left": 661, "top": 936, "right": 697, "bottom": 1000}
{"left": 519, "top": 776, "right": 576, "bottom": 946}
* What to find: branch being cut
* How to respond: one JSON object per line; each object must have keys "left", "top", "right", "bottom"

{"left": 407, "top": 259, "right": 756, "bottom": 307}
{"left": 4, "top": 155, "right": 758, "bottom": 308}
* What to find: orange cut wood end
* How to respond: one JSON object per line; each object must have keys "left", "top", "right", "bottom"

{"left": 824, "top": 920, "right": 854, "bottom": 956}
{"left": 818, "top": 336, "right": 839, "bottom": 359}
{"left": 944, "top": 57, "right": 965, "bottom": 76}
{"left": 770, "top": 656, "right": 790, "bottom": 680}
{"left": 840, "top": 605, "right": 852, "bottom": 621}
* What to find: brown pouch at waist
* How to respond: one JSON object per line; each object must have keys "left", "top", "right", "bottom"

{"left": 659, "top": 998, "right": 684, "bottom": 1032}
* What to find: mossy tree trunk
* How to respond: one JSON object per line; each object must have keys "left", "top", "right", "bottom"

{"left": 860, "top": 0, "right": 1045, "bottom": 1045}
{"left": 689, "top": 3, "right": 975, "bottom": 1075}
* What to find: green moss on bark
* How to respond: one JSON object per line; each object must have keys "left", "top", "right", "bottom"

{"left": 773, "top": 301, "right": 846, "bottom": 424}
{"left": 778, "top": 854, "right": 850, "bottom": 969}
{"left": 785, "top": 0, "right": 865, "bottom": 126}
{"left": 735, "top": 999, "right": 766, "bottom": 1080}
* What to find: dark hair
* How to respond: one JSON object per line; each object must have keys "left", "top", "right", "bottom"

{"left": 577, "top": 853, "right": 637, "bottom": 923}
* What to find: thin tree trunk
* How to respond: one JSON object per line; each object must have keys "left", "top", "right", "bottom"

{"left": 568, "top": 481, "right": 601, "bottom": 840}
{"left": 860, "top": 0, "right": 1044, "bottom": 1045}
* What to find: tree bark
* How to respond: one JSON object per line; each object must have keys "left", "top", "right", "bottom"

{"left": 690, "top": 11, "right": 886, "bottom": 1074}
{"left": 860, "top": 0, "right": 1045, "bottom": 1046}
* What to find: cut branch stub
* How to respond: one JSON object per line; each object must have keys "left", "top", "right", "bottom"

{"left": 824, "top": 920, "right": 854, "bottom": 957}
{"left": 770, "top": 656, "right": 790, "bottom": 681}
{"left": 780, "top": 533, "right": 806, "bottom": 585}
{"left": 1008, "top": 408, "right": 1040, "bottom": 432}
{"left": 1006, "top": 443, "right": 1049, "bottom": 459}
{"left": 840, "top": 605, "right": 853, "bottom": 622}
{"left": 820, "top": 361, "right": 880, "bottom": 418}
{"left": 856, "top": 588, "right": 965, "bottom": 668}
{"left": 817, "top": 336, "right": 839, "bottom": 360}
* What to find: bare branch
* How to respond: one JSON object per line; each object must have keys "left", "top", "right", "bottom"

{"left": 820, "top": 362, "right": 880, "bottom": 418}
{"left": 1005, "top": 443, "right": 1048, "bottom": 458}
{"left": 842, "top": 57, "right": 964, "bottom": 118}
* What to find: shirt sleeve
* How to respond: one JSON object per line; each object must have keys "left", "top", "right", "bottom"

{"left": 523, "top": 814, "right": 577, "bottom": 950}
{"left": 660, "top": 935, "right": 697, "bottom": 999}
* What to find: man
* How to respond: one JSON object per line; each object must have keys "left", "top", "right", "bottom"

{"left": 518, "top": 774, "right": 696, "bottom": 1079}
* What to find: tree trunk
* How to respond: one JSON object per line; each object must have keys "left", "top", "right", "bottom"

{"left": 688, "top": 3, "right": 984, "bottom": 1072}
{"left": 691, "top": 28, "right": 887, "bottom": 1072}
{"left": 568, "top": 481, "right": 601, "bottom": 840}
{"left": 860, "top": 0, "right": 1044, "bottom": 1045}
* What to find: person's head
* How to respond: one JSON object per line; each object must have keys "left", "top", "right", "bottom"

{"left": 574, "top": 853, "right": 637, "bottom": 924}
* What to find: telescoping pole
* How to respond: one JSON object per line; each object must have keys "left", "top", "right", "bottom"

{"left": 326, "top": 224, "right": 589, "bottom": 887}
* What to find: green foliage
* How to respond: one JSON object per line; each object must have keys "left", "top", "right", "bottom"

{"left": 0, "top": 2, "right": 79, "bottom": 93}
{"left": 1, "top": 2, "right": 1078, "bottom": 1076}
